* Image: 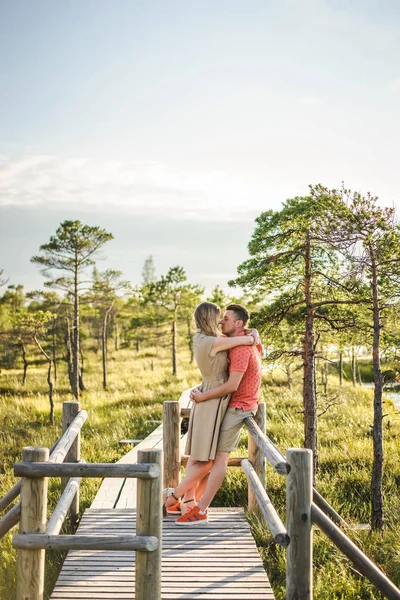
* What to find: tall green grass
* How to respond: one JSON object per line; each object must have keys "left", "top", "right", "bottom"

{"left": 1, "top": 349, "right": 400, "bottom": 599}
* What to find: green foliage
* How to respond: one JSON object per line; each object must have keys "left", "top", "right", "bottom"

{"left": 31, "top": 220, "right": 113, "bottom": 290}
{"left": 145, "top": 266, "right": 203, "bottom": 316}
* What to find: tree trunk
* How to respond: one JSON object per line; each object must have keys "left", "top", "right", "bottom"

{"left": 114, "top": 315, "right": 119, "bottom": 351}
{"left": 370, "top": 252, "right": 384, "bottom": 530}
{"left": 351, "top": 345, "right": 356, "bottom": 387}
{"left": 357, "top": 359, "right": 362, "bottom": 385}
{"left": 172, "top": 318, "right": 177, "bottom": 376}
{"left": 20, "top": 340, "right": 28, "bottom": 386}
{"left": 286, "top": 364, "right": 292, "bottom": 391}
{"left": 73, "top": 255, "right": 80, "bottom": 400}
{"left": 102, "top": 303, "right": 113, "bottom": 390}
{"left": 136, "top": 338, "right": 141, "bottom": 353}
{"left": 34, "top": 336, "right": 54, "bottom": 425}
{"left": 187, "top": 317, "right": 194, "bottom": 364}
{"left": 303, "top": 231, "right": 317, "bottom": 471}
{"left": 65, "top": 317, "right": 74, "bottom": 391}
{"left": 79, "top": 349, "right": 85, "bottom": 391}
{"left": 321, "top": 359, "right": 328, "bottom": 395}
{"left": 52, "top": 318, "right": 57, "bottom": 384}
{"left": 339, "top": 351, "right": 343, "bottom": 386}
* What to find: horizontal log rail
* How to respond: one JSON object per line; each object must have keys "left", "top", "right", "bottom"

{"left": 241, "top": 458, "right": 289, "bottom": 547}
{"left": 312, "top": 503, "right": 400, "bottom": 600}
{"left": 244, "top": 416, "right": 290, "bottom": 474}
{"left": 244, "top": 412, "right": 350, "bottom": 528}
{"left": 45, "top": 460, "right": 85, "bottom": 536}
{"left": 14, "top": 462, "right": 160, "bottom": 479}
{"left": 181, "top": 454, "right": 247, "bottom": 467}
{"left": 13, "top": 533, "right": 159, "bottom": 552}
{"left": 49, "top": 409, "right": 87, "bottom": 464}
{"left": 0, "top": 504, "right": 20, "bottom": 539}
{"left": 46, "top": 477, "right": 81, "bottom": 535}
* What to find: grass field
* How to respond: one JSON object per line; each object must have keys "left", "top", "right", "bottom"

{"left": 1, "top": 344, "right": 400, "bottom": 599}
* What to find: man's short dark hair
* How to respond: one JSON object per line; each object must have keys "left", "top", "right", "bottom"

{"left": 226, "top": 304, "right": 250, "bottom": 326}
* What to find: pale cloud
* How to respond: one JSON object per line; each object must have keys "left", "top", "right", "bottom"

{"left": 388, "top": 77, "right": 400, "bottom": 91}
{"left": 0, "top": 155, "right": 268, "bottom": 221}
{"left": 299, "top": 96, "right": 322, "bottom": 107}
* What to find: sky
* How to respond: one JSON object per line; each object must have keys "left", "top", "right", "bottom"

{"left": 1, "top": 0, "right": 400, "bottom": 293}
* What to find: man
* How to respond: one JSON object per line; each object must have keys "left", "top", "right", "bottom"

{"left": 175, "top": 303, "right": 262, "bottom": 525}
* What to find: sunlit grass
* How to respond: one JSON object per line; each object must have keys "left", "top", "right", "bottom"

{"left": 1, "top": 352, "right": 400, "bottom": 599}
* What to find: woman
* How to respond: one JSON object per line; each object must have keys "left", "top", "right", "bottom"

{"left": 164, "top": 301, "right": 258, "bottom": 515}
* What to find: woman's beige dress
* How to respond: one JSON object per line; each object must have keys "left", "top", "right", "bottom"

{"left": 185, "top": 332, "right": 231, "bottom": 461}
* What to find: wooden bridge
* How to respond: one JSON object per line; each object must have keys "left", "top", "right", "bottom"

{"left": 2, "top": 392, "right": 400, "bottom": 599}
{"left": 51, "top": 392, "right": 274, "bottom": 599}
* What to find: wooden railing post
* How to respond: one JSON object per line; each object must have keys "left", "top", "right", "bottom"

{"left": 62, "top": 401, "right": 80, "bottom": 522}
{"left": 163, "top": 401, "right": 181, "bottom": 489}
{"left": 248, "top": 402, "right": 266, "bottom": 512}
{"left": 286, "top": 448, "right": 313, "bottom": 600}
{"left": 136, "top": 449, "right": 163, "bottom": 600}
{"left": 16, "top": 446, "right": 49, "bottom": 600}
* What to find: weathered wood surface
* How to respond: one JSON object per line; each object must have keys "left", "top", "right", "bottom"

{"left": 163, "top": 401, "right": 181, "bottom": 490}
{"left": 136, "top": 449, "right": 163, "bottom": 600}
{"left": 61, "top": 402, "right": 81, "bottom": 521}
{"left": 14, "top": 534, "right": 158, "bottom": 552}
{"left": 244, "top": 416, "right": 289, "bottom": 475}
{"left": 241, "top": 459, "right": 289, "bottom": 547}
{"left": 247, "top": 402, "right": 266, "bottom": 512}
{"left": 286, "top": 448, "right": 313, "bottom": 600}
{"left": 46, "top": 476, "right": 81, "bottom": 535}
{"left": 181, "top": 455, "right": 247, "bottom": 467}
{"left": 14, "top": 462, "right": 160, "bottom": 479}
{"left": 92, "top": 391, "right": 191, "bottom": 510}
{"left": 16, "top": 446, "right": 49, "bottom": 600}
{"left": 51, "top": 507, "right": 275, "bottom": 600}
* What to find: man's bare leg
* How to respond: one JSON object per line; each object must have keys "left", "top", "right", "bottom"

{"left": 195, "top": 473, "right": 209, "bottom": 501}
{"left": 197, "top": 452, "right": 229, "bottom": 512}
{"left": 164, "top": 458, "right": 213, "bottom": 508}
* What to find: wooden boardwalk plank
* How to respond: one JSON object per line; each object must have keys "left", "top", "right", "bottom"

{"left": 51, "top": 508, "right": 274, "bottom": 600}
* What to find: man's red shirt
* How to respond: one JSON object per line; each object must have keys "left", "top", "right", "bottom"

{"left": 229, "top": 332, "right": 262, "bottom": 411}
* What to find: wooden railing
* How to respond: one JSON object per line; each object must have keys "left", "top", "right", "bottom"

{"left": 164, "top": 400, "right": 400, "bottom": 600}
{"left": 0, "top": 401, "right": 86, "bottom": 538}
{"left": 1, "top": 401, "right": 163, "bottom": 600}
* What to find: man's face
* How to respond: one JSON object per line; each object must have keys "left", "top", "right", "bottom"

{"left": 220, "top": 310, "right": 242, "bottom": 337}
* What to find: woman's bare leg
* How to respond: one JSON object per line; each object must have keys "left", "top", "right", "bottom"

{"left": 164, "top": 458, "right": 213, "bottom": 507}
{"left": 181, "top": 472, "right": 210, "bottom": 512}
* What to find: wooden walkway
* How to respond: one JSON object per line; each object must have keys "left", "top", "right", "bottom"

{"left": 51, "top": 507, "right": 274, "bottom": 599}
{"left": 51, "top": 391, "right": 275, "bottom": 599}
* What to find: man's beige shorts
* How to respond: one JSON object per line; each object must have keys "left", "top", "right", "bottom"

{"left": 216, "top": 407, "right": 258, "bottom": 453}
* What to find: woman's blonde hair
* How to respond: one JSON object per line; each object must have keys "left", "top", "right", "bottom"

{"left": 194, "top": 302, "right": 221, "bottom": 337}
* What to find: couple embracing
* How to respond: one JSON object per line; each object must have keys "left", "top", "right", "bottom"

{"left": 164, "top": 302, "right": 262, "bottom": 525}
